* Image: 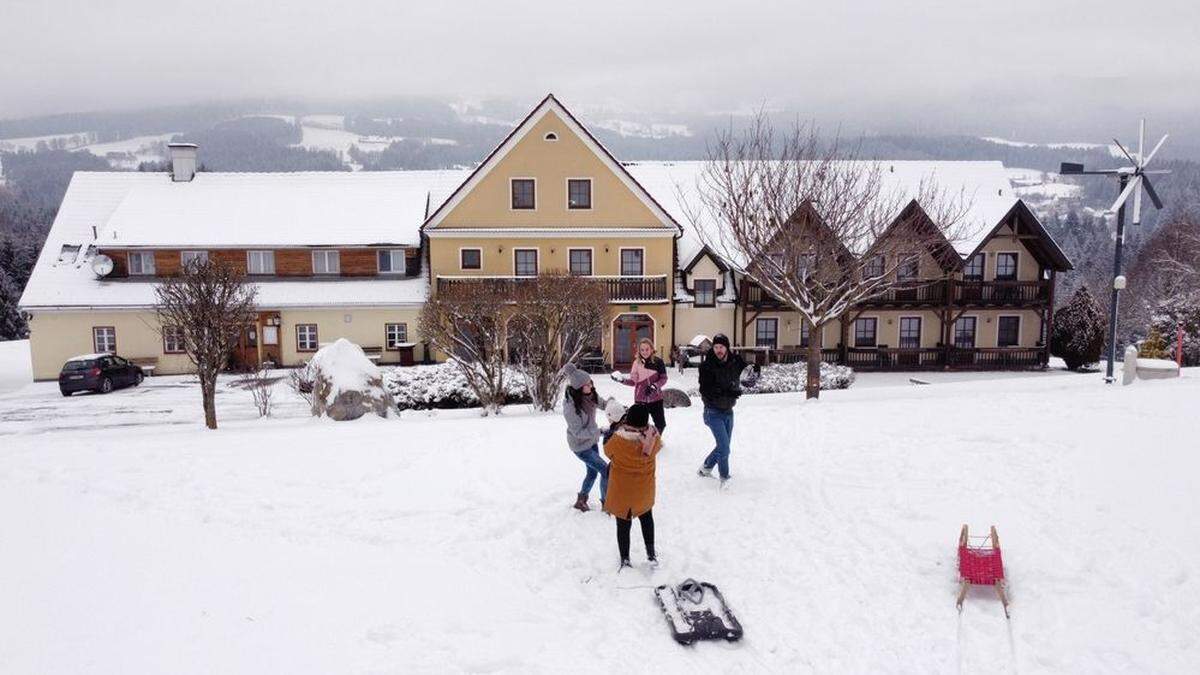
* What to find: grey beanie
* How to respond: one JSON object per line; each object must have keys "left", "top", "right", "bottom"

{"left": 560, "top": 363, "right": 591, "bottom": 389}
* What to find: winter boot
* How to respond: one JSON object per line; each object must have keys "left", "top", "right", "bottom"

{"left": 697, "top": 466, "right": 714, "bottom": 478}
{"left": 619, "top": 558, "right": 633, "bottom": 571}
{"left": 719, "top": 476, "right": 732, "bottom": 490}
{"left": 573, "top": 493, "right": 590, "bottom": 512}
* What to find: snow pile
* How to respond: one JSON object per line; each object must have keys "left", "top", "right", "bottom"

{"left": 746, "top": 361, "right": 856, "bottom": 393}
{"left": 308, "top": 339, "right": 394, "bottom": 420}
{"left": 382, "top": 362, "right": 530, "bottom": 411}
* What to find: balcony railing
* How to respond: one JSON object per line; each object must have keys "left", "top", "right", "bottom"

{"left": 726, "top": 345, "right": 1046, "bottom": 371}
{"left": 435, "top": 275, "right": 668, "bottom": 303}
{"left": 741, "top": 278, "right": 1052, "bottom": 309}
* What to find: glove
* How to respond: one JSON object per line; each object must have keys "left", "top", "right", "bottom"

{"left": 610, "top": 371, "right": 627, "bottom": 383}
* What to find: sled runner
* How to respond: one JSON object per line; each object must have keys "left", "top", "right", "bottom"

{"left": 654, "top": 579, "right": 743, "bottom": 645}
{"left": 956, "top": 524, "right": 1010, "bottom": 618}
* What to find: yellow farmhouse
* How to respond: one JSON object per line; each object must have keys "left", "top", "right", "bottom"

{"left": 19, "top": 95, "right": 1072, "bottom": 380}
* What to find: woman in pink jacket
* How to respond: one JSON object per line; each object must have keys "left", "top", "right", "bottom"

{"left": 613, "top": 337, "right": 669, "bottom": 433}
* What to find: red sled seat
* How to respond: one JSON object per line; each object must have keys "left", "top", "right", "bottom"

{"left": 956, "top": 525, "right": 1010, "bottom": 617}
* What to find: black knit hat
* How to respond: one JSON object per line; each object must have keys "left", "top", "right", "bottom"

{"left": 712, "top": 333, "right": 731, "bottom": 348}
{"left": 625, "top": 403, "right": 651, "bottom": 428}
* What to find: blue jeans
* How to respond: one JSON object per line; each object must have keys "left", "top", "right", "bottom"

{"left": 575, "top": 444, "right": 609, "bottom": 500}
{"left": 702, "top": 407, "right": 735, "bottom": 479}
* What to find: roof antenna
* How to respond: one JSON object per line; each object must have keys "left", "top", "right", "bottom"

{"left": 92, "top": 225, "right": 97, "bottom": 239}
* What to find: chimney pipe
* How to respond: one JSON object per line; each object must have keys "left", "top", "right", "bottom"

{"left": 167, "top": 142, "right": 198, "bottom": 182}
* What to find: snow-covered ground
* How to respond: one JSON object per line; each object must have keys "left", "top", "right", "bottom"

{"left": 1, "top": 351, "right": 1197, "bottom": 673}
{"left": 0, "top": 339, "right": 32, "bottom": 394}
{"left": 79, "top": 133, "right": 176, "bottom": 168}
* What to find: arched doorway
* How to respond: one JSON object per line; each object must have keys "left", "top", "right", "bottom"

{"left": 612, "top": 313, "right": 654, "bottom": 369}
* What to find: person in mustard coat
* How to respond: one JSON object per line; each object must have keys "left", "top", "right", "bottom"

{"left": 603, "top": 402, "right": 662, "bottom": 569}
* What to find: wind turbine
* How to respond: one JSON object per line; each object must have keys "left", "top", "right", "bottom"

{"left": 1060, "top": 120, "right": 1170, "bottom": 383}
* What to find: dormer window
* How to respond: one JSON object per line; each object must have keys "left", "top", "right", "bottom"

{"left": 312, "top": 250, "right": 340, "bottom": 275}
{"left": 247, "top": 250, "right": 275, "bottom": 275}
{"left": 128, "top": 251, "right": 156, "bottom": 276}
{"left": 377, "top": 249, "right": 406, "bottom": 274}
{"left": 180, "top": 250, "right": 208, "bottom": 268}
{"left": 568, "top": 179, "right": 592, "bottom": 209}
{"left": 511, "top": 179, "right": 535, "bottom": 210}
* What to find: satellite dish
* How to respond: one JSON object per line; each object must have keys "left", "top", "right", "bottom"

{"left": 92, "top": 254, "right": 114, "bottom": 277}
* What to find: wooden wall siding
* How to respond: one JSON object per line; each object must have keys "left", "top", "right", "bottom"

{"left": 340, "top": 249, "right": 378, "bottom": 277}
{"left": 275, "top": 250, "right": 313, "bottom": 276}
{"left": 153, "top": 250, "right": 181, "bottom": 276}
{"left": 211, "top": 249, "right": 247, "bottom": 274}
{"left": 406, "top": 248, "right": 421, "bottom": 277}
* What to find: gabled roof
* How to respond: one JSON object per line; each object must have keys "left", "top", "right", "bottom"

{"left": 966, "top": 200, "right": 1074, "bottom": 272}
{"left": 422, "top": 94, "right": 681, "bottom": 233}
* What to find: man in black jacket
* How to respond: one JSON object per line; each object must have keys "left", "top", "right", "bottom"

{"left": 697, "top": 333, "right": 758, "bottom": 487}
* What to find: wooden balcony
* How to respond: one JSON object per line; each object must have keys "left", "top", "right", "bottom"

{"left": 435, "top": 275, "right": 669, "bottom": 303}
{"left": 732, "top": 345, "right": 1046, "bottom": 371}
{"left": 742, "top": 278, "right": 1052, "bottom": 310}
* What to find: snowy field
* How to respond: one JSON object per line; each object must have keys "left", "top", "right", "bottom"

{"left": 1, "top": 346, "right": 1198, "bottom": 673}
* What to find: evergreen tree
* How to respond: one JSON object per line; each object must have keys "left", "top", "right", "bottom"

{"left": 1138, "top": 327, "right": 1171, "bottom": 359}
{"left": 0, "top": 268, "right": 27, "bottom": 340}
{"left": 1051, "top": 287, "right": 1107, "bottom": 370}
{"left": 1151, "top": 292, "right": 1200, "bottom": 365}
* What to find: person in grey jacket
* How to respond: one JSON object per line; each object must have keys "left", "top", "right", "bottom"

{"left": 561, "top": 363, "right": 608, "bottom": 512}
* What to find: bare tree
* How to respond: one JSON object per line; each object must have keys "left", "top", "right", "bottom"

{"left": 244, "top": 366, "right": 275, "bottom": 417}
{"left": 155, "top": 260, "right": 257, "bottom": 429}
{"left": 508, "top": 273, "right": 608, "bottom": 411}
{"left": 687, "top": 114, "right": 970, "bottom": 399}
{"left": 418, "top": 282, "right": 512, "bottom": 415}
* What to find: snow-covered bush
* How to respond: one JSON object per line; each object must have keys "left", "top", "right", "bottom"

{"left": 382, "top": 362, "right": 530, "bottom": 411}
{"left": 744, "top": 361, "right": 855, "bottom": 394}
{"left": 1150, "top": 292, "right": 1200, "bottom": 366}
{"left": 1052, "top": 287, "right": 1107, "bottom": 371}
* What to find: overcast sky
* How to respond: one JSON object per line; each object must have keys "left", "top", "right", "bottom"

{"left": 3, "top": 0, "right": 1198, "bottom": 139}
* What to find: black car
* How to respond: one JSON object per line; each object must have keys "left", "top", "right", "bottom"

{"left": 58, "top": 354, "right": 145, "bottom": 396}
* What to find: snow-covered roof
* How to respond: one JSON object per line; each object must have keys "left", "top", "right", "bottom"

{"left": 99, "top": 170, "right": 469, "bottom": 248}
{"left": 625, "top": 160, "right": 1020, "bottom": 265}
{"left": 19, "top": 172, "right": 438, "bottom": 310}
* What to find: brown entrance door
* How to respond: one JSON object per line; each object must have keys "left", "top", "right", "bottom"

{"left": 232, "top": 324, "right": 260, "bottom": 371}
{"left": 612, "top": 314, "right": 654, "bottom": 369}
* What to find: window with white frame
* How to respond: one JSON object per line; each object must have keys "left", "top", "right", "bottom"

{"left": 694, "top": 279, "right": 716, "bottom": 307}
{"left": 312, "top": 250, "right": 340, "bottom": 275}
{"left": 954, "top": 317, "right": 977, "bottom": 348}
{"left": 162, "top": 325, "right": 185, "bottom": 353}
{"left": 514, "top": 249, "right": 538, "bottom": 277}
{"left": 377, "top": 249, "right": 406, "bottom": 274}
{"left": 460, "top": 248, "right": 482, "bottom": 270}
{"left": 511, "top": 179, "right": 535, "bottom": 209}
{"left": 93, "top": 326, "right": 116, "bottom": 353}
{"left": 997, "top": 316, "right": 1020, "bottom": 347}
{"left": 963, "top": 253, "right": 985, "bottom": 281}
{"left": 995, "top": 253, "right": 1018, "bottom": 280}
{"left": 568, "top": 249, "right": 592, "bottom": 276}
{"left": 620, "top": 249, "right": 644, "bottom": 276}
{"left": 567, "top": 179, "right": 592, "bottom": 209}
{"left": 854, "top": 317, "right": 878, "bottom": 347}
{"left": 246, "top": 250, "right": 275, "bottom": 275}
{"left": 180, "top": 250, "right": 208, "bottom": 268}
{"left": 296, "top": 324, "right": 319, "bottom": 351}
{"left": 899, "top": 317, "right": 922, "bottom": 349}
{"left": 756, "top": 318, "right": 778, "bottom": 349}
{"left": 128, "top": 251, "right": 155, "bottom": 276}
{"left": 385, "top": 323, "right": 408, "bottom": 349}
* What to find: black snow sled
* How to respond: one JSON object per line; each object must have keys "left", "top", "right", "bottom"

{"left": 654, "top": 579, "right": 743, "bottom": 645}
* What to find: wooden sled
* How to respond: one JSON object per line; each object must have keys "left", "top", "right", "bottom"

{"left": 956, "top": 524, "right": 1010, "bottom": 618}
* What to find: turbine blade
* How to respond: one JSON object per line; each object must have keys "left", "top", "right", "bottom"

{"left": 1142, "top": 134, "right": 1169, "bottom": 166}
{"left": 1138, "top": 119, "right": 1146, "bottom": 164}
{"left": 1109, "top": 177, "right": 1139, "bottom": 213}
{"left": 1113, "top": 138, "right": 1137, "bottom": 165}
{"left": 1142, "top": 176, "right": 1164, "bottom": 210}
{"left": 1132, "top": 183, "right": 1143, "bottom": 224}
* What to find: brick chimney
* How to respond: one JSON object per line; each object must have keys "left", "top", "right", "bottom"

{"left": 167, "top": 142, "right": 199, "bottom": 182}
